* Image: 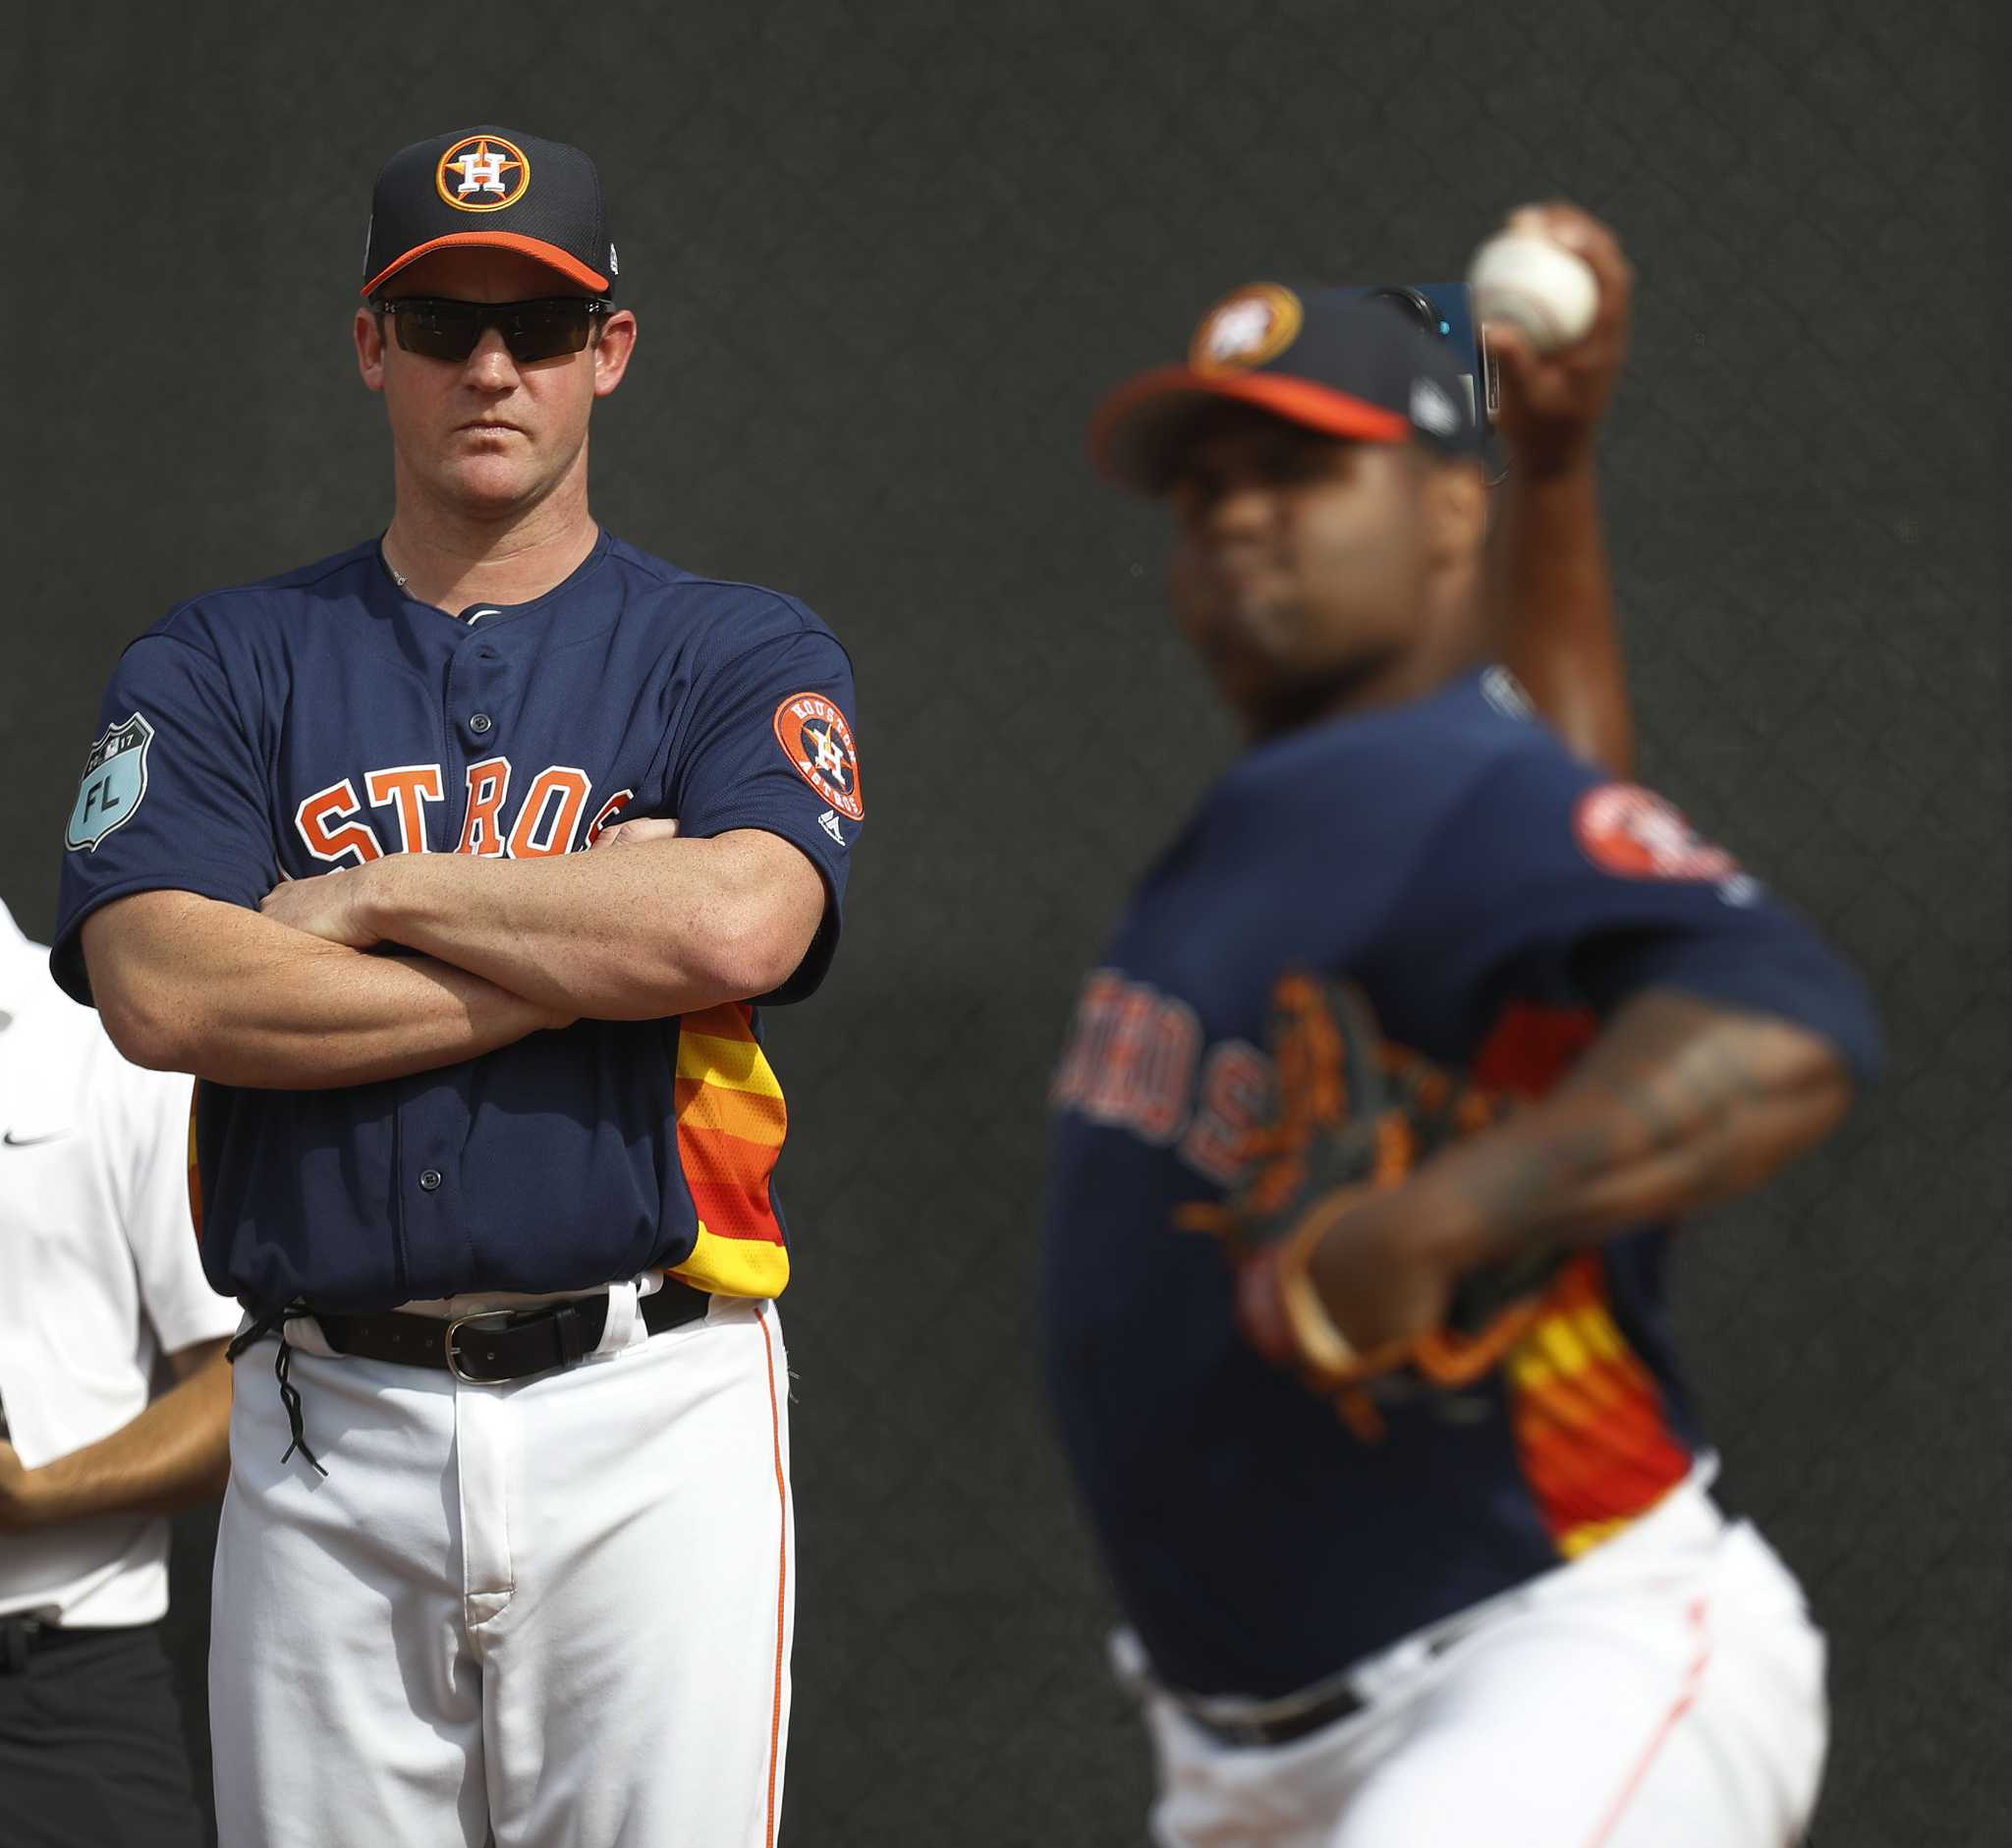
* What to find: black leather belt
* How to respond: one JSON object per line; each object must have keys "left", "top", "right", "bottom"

{"left": 0, "top": 1615, "right": 100, "bottom": 1676}
{"left": 1161, "top": 1631, "right": 1480, "bottom": 1749}
{"left": 1180, "top": 1680, "right": 1367, "bottom": 1749}
{"left": 312, "top": 1280, "right": 712, "bottom": 1384}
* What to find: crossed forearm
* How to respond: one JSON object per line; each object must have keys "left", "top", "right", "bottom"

{"left": 84, "top": 892, "right": 564, "bottom": 1090}
{"left": 88, "top": 832, "right": 819, "bottom": 1089}
{"left": 358, "top": 832, "right": 819, "bottom": 1020}
{"left": 1391, "top": 989, "right": 1853, "bottom": 1275}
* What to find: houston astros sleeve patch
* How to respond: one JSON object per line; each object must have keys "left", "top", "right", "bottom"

{"left": 772, "top": 692, "right": 863, "bottom": 823}
{"left": 1573, "top": 783, "right": 1739, "bottom": 884}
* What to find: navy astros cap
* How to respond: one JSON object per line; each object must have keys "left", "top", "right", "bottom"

{"left": 362, "top": 126, "right": 618, "bottom": 299}
{"left": 1090, "top": 283, "right": 1483, "bottom": 493}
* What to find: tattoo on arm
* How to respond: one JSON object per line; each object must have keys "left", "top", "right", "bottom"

{"left": 1437, "top": 989, "right": 1850, "bottom": 1263}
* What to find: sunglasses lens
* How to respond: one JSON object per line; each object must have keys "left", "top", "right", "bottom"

{"left": 384, "top": 299, "right": 596, "bottom": 364}
{"left": 390, "top": 300, "right": 482, "bottom": 362}
{"left": 499, "top": 302, "right": 595, "bottom": 363}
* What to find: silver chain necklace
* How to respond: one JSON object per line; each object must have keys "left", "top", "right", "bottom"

{"left": 388, "top": 554, "right": 486, "bottom": 624}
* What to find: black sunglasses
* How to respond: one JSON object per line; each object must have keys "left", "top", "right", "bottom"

{"left": 371, "top": 296, "right": 612, "bottom": 364}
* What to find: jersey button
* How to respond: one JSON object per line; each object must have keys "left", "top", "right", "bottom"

{"left": 418, "top": 1168, "right": 443, "bottom": 1192}
{"left": 469, "top": 713, "right": 494, "bottom": 736}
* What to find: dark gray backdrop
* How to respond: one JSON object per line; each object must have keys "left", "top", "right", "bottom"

{"left": 4, "top": 5, "right": 2002, "bottom": 1844}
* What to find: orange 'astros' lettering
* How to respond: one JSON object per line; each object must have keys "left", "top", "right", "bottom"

{"left": 296, "top": 780, "right": 387, "bottom": 866}
{"left": 291, "top": 759, "right": 616, "bottom": 863}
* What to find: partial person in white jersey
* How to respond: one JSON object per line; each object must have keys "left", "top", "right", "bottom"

{"left": 0, "top": 895, "right": 239, "bottom": 1848}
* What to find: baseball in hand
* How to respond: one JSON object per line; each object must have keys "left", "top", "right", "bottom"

{"left": 1468, "top": 231, "right": 1598, "bottom": 353}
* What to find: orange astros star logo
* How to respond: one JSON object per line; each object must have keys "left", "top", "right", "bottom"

{"left": 435, "top": 135, "right": 531, "bottom": 213}
{"left": 772, "top": 692, "right": 864, "bottom": 822}
{"left": 1575, "top": 784, "right": 1739, "bottom": 884}
{"left": 1190, "top": 283, "right": 1304, "bottom": 374}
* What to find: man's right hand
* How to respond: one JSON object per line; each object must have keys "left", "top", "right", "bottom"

{"left": 261, "top": 865, "right": 380, "bottom": 950}
{"left": 1482, "top": 201, "right": 1635, "bottom": 481}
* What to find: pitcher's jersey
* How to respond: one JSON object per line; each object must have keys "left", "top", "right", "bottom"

{"left": 52, "top": 533, "right": 863, "bottom": 1314}
{"left": 1040, "top": 668, "right": 1878, "bottom": 1700}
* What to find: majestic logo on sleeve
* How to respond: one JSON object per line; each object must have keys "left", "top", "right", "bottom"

{"left": 435, "top": 135, "right": 531, "bottom": 213}
{"left": 773, "top": 693, "right": 864, "bottom": 823}
{"left": 1480, "top": 664, "right": 1535, "bottom": 722}
{"left": 1575, "top": 784, "right": 1739, "bottom": 883}
{"left": 65, "top": 713, "right": 154, "bottom": 852}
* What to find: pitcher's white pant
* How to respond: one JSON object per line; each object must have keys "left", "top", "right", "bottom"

{"left": 210, "top": 1289, "right": 793, "bottom": 1848}
{"left": 1128, "top": 1475, "right": 1826, "bottom": 1848}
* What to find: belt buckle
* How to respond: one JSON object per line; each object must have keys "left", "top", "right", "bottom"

{"left": 444, "top": 1309, "right": 523, "bottom": 1385}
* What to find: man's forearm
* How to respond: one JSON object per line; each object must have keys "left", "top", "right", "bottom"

{"left": 1322, "top": 991, "right": 1852, "bottom": 1297}
{"left": 1488, "top": 458, "right": 1635, "bottom": 778}
{"left": 1479, "top": 202, "right": 1638, "bottom": 778}
{"left": 12, "top": 1350, "right": 230, "bottom": 1528}
{"left": 357, "top": 831, "right": 821, "bottom": 1021}
{"left": 85, "top": 892, "right": 565, "bottom": 1090}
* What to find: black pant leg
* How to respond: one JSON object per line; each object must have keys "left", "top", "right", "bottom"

{"left": 0, "top": 1623, "right": 207, "bottom": 1848}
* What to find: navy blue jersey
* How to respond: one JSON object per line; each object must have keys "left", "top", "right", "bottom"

{"left": 1041, "top": 668, "right": 1877, "bottom": 1700}
{"left": 52, "top": 533, "right": 863, "bottom": 1314}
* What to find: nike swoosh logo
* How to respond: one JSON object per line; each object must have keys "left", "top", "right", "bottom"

{"left": 2, "top": 1129, "right": 71, "bottom": 1148}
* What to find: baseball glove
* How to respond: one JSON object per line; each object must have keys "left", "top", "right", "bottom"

{"left": 1178, "top": 969, "right": 1565, "bottom": 1438}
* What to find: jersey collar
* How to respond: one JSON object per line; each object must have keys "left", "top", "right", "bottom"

{"left": 376, "top": 529, "right": 615, "bottom": 633}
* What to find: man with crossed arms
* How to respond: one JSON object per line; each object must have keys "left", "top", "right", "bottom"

{"left": 52, "top": 126, "right": 862, "bottom": 1847}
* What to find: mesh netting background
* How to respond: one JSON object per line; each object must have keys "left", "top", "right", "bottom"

{"left": 3, "top": 4, "right": 2001, "bottom": 1842}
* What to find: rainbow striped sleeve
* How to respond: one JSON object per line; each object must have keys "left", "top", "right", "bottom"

{"left": 1506, "top": 1253, "right": 1695, "bottom": 1558}
{"left": 1470, "top": 1005, "right": 1696, "bottom": 1555}
{"left": 669, "top": 1002, "right": 793, "bottom": 1299}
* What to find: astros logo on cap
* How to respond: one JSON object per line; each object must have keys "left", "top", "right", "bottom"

{"left": 1190, "top": 283, "right": 1304, "bottom": 374}
{"left": 436, "top": 135, "right": 531, "bottom": 213}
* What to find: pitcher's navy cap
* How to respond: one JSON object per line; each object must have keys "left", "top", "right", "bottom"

{"left": 362, "top": 126, "right": 617, "bottom": 299}
{"left": 1091, "top": 283, "right": 1482, "bottom": 493}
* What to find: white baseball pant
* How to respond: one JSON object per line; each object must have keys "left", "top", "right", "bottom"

{"left": 1125, "top": 1473, "right": 1826, "bottom": 1847}
{"left": 209, "top": 1286, "right": 793, "bottom": 1848}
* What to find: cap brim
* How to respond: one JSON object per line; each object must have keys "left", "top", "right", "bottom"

{"left": 363, "top": 232, "right": 610, "bottom": 299}
{"left": 1090, "top": 366, "right": 1413, "bottom": 493}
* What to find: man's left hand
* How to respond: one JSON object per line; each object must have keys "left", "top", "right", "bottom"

{"left": 590, "top": 815, "right": 680, "bottom": 852}
{"left": 1235, "top": 1187, "right": 1458, "bottom": 1378}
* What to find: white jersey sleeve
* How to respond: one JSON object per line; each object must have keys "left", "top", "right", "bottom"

{"left": 92, "top": 1039, "right": 239, "bottom": 1354}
